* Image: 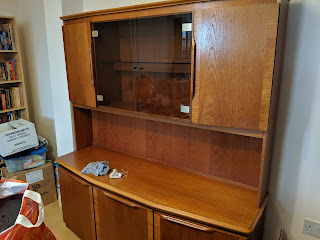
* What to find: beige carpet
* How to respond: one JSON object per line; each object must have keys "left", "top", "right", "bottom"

{"left": 44, "top": 201, "right": 80, "bottom": 240}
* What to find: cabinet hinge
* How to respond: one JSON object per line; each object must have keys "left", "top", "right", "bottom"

{"left": 92, "top": 30, "right": 99, "bottom": 38}
{"left": 97, "top": 95, "right": 104, "bottom": 102}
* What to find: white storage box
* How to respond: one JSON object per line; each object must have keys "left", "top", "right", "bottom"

{"left": 0, "top": 119, "right": 39, "bottom": 157}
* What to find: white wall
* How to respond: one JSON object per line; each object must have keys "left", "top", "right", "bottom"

{"left": 83, "top": 0, "right": 157, "bottom": 12}
{"left": 264, "top": 0, "right": 320, "bottom": 239}
{"left": 14, "top": 0, "right": 58, "bottom": 160}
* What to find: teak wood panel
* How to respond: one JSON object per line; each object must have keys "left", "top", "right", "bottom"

{"left": 56, "top": 146, "right": 262, "bottom": 234}
{"left": 257, "top": 0, "right": 289, "bottom": 206}
{"left": 63, "top": 22, "right": 96, "bottom": 107}
{"left": 72, "top": 106, "right": 93, "bottom": 150}
{"left": 192, "top": 3, "right": 279, "bottom": 131}
{"left": 59, "top": 166, "right": 96, "bottom": 240}
{"left": 154, "top": 212, "right": 247, "bottom": 240}
{"left": 92, "top": 111, "right": 263, "bottom": 187}
{"left": 93, "top": 187, "right": 153, "bottom": 240}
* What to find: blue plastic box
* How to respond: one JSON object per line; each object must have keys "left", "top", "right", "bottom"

{"left": 1, "top": 145, "right": 47, "bottom": 173}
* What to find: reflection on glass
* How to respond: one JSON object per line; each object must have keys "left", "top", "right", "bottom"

{"left": 93, "top": 13, "right": 192, "bottom": 119}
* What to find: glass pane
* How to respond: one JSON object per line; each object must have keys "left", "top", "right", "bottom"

{"left": 135, "top": 13, "right": 192, "bottom": 119}
{"left": 93, "top": 20, "right": 137, "bottom": 111}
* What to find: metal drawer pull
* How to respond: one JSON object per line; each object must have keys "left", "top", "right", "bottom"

{"left": 104, "top": 192, "right": 140, "bottom": 209}
{"left": 131, "top": 66, "right": 137, "bottom": 70}
{"left": 161, "top": 215, "right": 215, "bottom": 232}
{"left": 138, "top": 67, "right": 144, "bottom": 70}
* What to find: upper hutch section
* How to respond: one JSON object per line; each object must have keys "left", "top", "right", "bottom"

{"left": 62, "top": 0, "right": 280, "bottom": 133}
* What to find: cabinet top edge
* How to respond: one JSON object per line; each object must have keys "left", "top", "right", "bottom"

{"left": 60, "top": 0, "right": 205, "bottom": 21}
{"left": 60, "top": 0, "right": 277, "bottom": 21}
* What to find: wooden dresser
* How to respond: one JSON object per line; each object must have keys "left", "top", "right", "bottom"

{"left": 57, "top": 0, "right": 289, "bottom": 239}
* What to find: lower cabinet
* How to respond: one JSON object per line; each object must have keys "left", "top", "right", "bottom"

{"left": 59, "top": 167, "right": 250, "bottom": 240}
{"left": 59, "top": 166, "right": 96, "bottom": 240}
{"left": 154, "top": 212, "right": 247, "bottom": 240}
{"left": 93, "top": 187, "right": 153, "bottom": 240}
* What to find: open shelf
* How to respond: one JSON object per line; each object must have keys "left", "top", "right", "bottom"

{"left": 0, "top": 106, "right": 26, "bottom": 114}
{"left": 0, "top": 50, "right": 18, "bottom": 53}
{"left": 0, "top": 80, "right": 22, "bottom": 84}
{"left": 114, "top": 62, "right": 191, "bottom": 73}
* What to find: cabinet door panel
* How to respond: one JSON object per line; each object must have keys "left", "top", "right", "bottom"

{"left": 63, "top": 22, "right": 96, "bottom": 107}
{"left": 155, "top": 213, "right": 247, "bottom": 240}
{"left": 192, "top": 3, "right": 279, "bottom": 130}
{"left": 59, "top": 166, "right": 96, "bottom": 240}
{"left": 93, "top": 187, "right": 153, "bottom": 240}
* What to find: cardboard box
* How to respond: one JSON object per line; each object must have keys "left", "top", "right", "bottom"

{"left": 0, "top": 119, "right": 39, "bottom": 157}
{"left": 2, "top": 162, "right": 57, "bottom": 205}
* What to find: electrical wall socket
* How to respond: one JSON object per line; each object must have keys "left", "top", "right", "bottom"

{"left": 303, "top": 219, "right": 320, "bottom": 238}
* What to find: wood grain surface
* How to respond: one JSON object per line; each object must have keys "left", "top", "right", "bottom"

{"left": 56, "top": 146, "right": 266, "bottom": 234}
{"left": 154, "top": 212, "right": 247, "bottom": 240}
{"left": 60, "top": 0, "right": 276, "bottom": 21}
{"left": 59, "top": 166, "right": 96, "bottom": 240}
{"left": 63, "top": 22, "right": 96, "bottom": 107}
{"left": 257, "top": 0, "right": 289, "bottom": 207}
{"left": 192, "top": 3, "right": 279, "bottom": 131}
{"left": 93, "top": 187, "right": 152, "bottom": 240}
{"left": 92, "top": 111, "right": 263, "bottom": 187}
{"left": 72, "top": 106, "right": 93, "bottom": 150}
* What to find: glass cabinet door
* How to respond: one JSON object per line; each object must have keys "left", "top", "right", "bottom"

{"left": 135, "top": 13, "right": 192, "bottom": 119}
{"left": 92, "top": 13, "right": 192, "bottom": 119}
{"left": 93, "top": 20, "right": 138, "bottom": 111}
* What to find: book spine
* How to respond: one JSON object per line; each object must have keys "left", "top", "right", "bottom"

{"left": 9, "top": 23, "right": 15, "bottom": 50}
{"left": 1, "top": 24, "right": 11, "bottom": 50}
{"left": 8, "top": 61, "right": 15, "bottom": 80}
{"left": 5, "top": 62, "right": 11, "bottom": 81}
{"left": 14, "top": 87, "right": 20, "bottom": 107}
{"left": 19, "top": 88, "right": 24, "bottom": 107}
{"left": 1, "top": 31, "right": 8, "bottom": 50}
{"left": 10, "top": 59, "right": 18, "bottom": 80}
{"left": 0, "top": 90, "right": 6, "bottom": 110}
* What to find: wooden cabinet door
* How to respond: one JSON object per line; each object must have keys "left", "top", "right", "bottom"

{"left": 63, "top": 22, "right": 96, "bottom": 107}
{"left": 93, "top": 187, "right": 153, "bottom": 240}
{"left": 59, "top": 166, "right": 96, "bottom": 240}
{"left": 192, "top": 3, "right": 279, "bottom": 131}
{"left": 154, "top": 213, "right": 247, "bottom": 240}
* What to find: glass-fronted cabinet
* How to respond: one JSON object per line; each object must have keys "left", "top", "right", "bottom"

{"left": 92, "top": 13, "right": 192, "bottom": 119}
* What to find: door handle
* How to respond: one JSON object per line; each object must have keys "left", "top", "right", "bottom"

{"left": 161, "top": 214, "right": 215, "bottom": 233}
{"left": 191, "top": 38, "right": 196, "bottom": 99}
{"left": 104, "top": 191, "right": 140, "bottom": 209}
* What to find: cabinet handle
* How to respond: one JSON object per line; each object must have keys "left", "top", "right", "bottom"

{"left": 161, "top": 214, "right": 215, "bottom": 233}
{"left": 89, "top": 47, "right": 94, "bottom": 85}
{"left": 191, "top": 38, "right": 196, "bottom": 99}
{"left": 67, "top": 172, "right": 90, "bottom": 187}
{"left": 131, "top": 67, "right": 137, "bottom": 70}
{"left": 138, "top": 67, "right": 144, "bottom": 70}
{"left": 104, "top": 192, "right": 140, "bottom": 209}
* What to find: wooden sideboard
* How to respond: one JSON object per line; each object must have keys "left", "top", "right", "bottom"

{"left": 58, "top": 0, "right": 289, "bottom": 239}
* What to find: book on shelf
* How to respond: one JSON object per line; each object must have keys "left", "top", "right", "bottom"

{"left": 0, "top": 59, "right": 19, "bottom": 81}
{"left": 0, "top": 87, "right": 23, "bottom": 110}
{"left": 0, "top": 23, "right": 16, "bottom": 50}
{"left": 0, "top": 109, "right": 22, "bottom": 123}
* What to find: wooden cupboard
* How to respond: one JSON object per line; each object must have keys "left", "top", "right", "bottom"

{"left": 59, "top": 0, "right": 289, "bottom": 239}
{"left": 93, "top": 187, "right": 153, "bottom": 240}
{"left": 58, "top": 166, "right": 96, "bottom": 240}
{"left": 154, "top": 213, "right": 247, "bottom": 240}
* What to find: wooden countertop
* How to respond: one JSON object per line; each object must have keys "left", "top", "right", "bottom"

{"left": 56, "top": 145, "right": 266, "bottom": 234}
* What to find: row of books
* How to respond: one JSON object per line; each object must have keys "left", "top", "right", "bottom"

{"left": 0, "top": 60, "right": 19, "bottom": 81}
{"left": 0, "top": 23, "right": 16, "bottom": 50}
{"left": 0, "top": 87, "right": 24, "bottom": 110}
{"left": 0, "top": 110, "right": 22, "bottom": 123}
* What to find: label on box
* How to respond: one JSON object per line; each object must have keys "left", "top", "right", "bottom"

{"left": 26, "top": 169, "right": 43, "bottom": 184}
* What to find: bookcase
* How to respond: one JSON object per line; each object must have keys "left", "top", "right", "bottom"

{"left": 0, "top": 16, "right": 29, "bottom": 123}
